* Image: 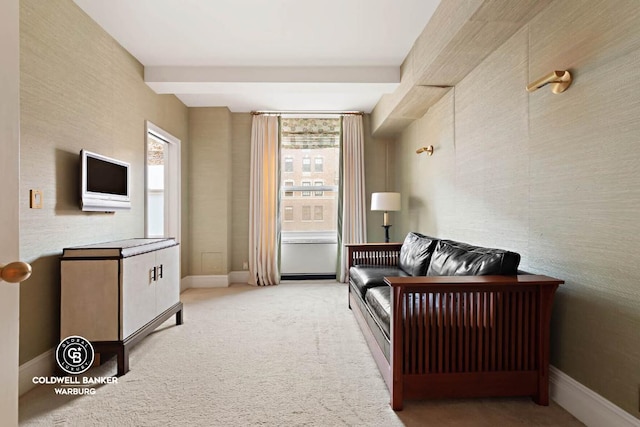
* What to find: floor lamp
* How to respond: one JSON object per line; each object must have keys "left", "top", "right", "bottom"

{"left": 371, "top": 192, "right": 401, "bottom": 243}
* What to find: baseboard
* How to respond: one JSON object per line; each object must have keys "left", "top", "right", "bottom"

{"left": 180, "top": 276, "right": 189, "bottom": 292}
{"left": 182, "top": 275, "right": 229, "bottom": 289}
{"left": 281, "top": 273, "right": 336, "bottom": 280}
{"left": 228, "top": 271, "right": 249, "bottom": 284}
{"left": 19, "top": 348, "right": 55, "bottom": 396}
{"left": 550, "top": 366, "right": 640, "bottom": 426}
{"left": 181, "top": 272, "right": 250, "bottom": 290}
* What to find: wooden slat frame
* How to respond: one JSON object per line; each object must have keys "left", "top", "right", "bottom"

{"left": 346, "top": 243, "right": 402, "bottom": 270}
{"left": 385, "top": 275, "right": 561, "bottom": 410}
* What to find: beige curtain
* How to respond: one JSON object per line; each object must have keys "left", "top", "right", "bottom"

{"left": 338, "top": 115, "right": 367, "bottom": 282}
{"left": 248, "top": 115, "right": 280, "bottom": 286}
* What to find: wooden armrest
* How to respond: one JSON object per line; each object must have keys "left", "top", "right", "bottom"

{"left": 345, "top": 242, "right": 402, "bottom": 250}
{"left": 384, "top": 275, "right": 563, "bottom": 291}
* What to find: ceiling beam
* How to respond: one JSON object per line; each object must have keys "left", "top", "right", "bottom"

{"left": 370, "top": 0, "right": 553, "bottom": 138}
{"left": 145, "top": 66, "right": 401, "bottom": 111}
{"left": 145, "top": 66, "right": 400, "bottom": 96}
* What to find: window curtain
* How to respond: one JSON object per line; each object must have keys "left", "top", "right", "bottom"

{"left": 337, "top": 114, "right": 367, "bottom": 282}
{"left": 248, "top": 115, "right": 280, "bottom": 286}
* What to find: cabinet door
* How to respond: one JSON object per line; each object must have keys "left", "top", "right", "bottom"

{"left": 154, "top": 245, "right": 180, "bottom": 314}
{"left": 121, "top": 252, "right": 157, "bottom": 339}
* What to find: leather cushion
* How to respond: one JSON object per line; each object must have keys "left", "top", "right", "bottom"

{"left": 427, "top": 240, "right": 520, "bottom": 276}
{"left": 398, "top": 232, "right": 438, "bottom": 276}
{"left": 349, "top": 266, "right": 408, "bottom": 298}
{"left": 364, "top": 285, "right": 391, "bottom": 338}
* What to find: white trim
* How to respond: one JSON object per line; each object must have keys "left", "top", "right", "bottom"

{"left": 19, "top": 349, "right": 55, "bottom": 396}
{"left": 144, "top": 121, "right": 181, "bottom": 245}
{"left": 180, "top": 276, "right": 190, "bottom": 293}
{"left": 180, "top": 272, "right": 250, "bottom": 291}
{"left": 228, "top": 271, "right": 250, "bottom": 284}
{"left": 550, "top": 366, "right": 640, "bottom": 427}
{"left": 181, "top": 275, "right": 229, "bottom": 289}
{"left": 146, "top": 121, "right": 180, "bottom": 145}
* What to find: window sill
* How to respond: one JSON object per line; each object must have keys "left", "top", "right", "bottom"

{"left": 281, "top": 239, "right": 337, "bottom": 245}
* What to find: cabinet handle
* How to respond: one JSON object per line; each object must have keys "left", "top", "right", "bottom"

{"left": 158, "top": 264, "right": 163, "bottom": 279}
{"left": 150, "top": 266, "right": 157, "bottom": 282}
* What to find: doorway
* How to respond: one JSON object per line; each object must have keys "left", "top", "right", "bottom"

{"left": 145, "top": 121, "right": 181, "bottom": 242}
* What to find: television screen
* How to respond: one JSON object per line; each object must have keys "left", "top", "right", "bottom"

{"left": 80, "top": 150, "right": 131, "bottom": 212}
{"left": 86, "top": 156, "right": 128, "bottom": 196}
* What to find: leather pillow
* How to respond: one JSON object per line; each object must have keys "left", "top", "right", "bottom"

{"left": 398, "top": 232, "right": 438, "bottom": 276}
{"left": 427, "top": 240, "right": 520, "bottom": 276}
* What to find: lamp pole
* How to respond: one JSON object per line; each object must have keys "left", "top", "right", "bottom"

{"left": 382, "top": 225, "right": 392, "bottom": 243}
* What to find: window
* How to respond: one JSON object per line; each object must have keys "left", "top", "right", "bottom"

{"left": 302, "top": 205, "right": 311, "bottom": 221}
{"left": 284, "top": 180, "right": 294, "bottom": 197}
{"left": 301, "top": 181, "right": 311, "bottom": 197}
{"left": 284, "top": 157, "right": 293, "bottom": 172}
{"left": 284, "top": 206, "right": 294, "bottom": 221}
{"left": 279, "top": 117, "right": 340, "bottom": 245}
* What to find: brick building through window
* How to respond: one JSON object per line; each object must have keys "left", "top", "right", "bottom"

{"left": 280, "top": 117, "right": 340, "bottom": 243}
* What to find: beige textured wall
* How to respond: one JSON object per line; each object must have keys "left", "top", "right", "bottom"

{"left": 188, "top": 108, "right": 232, "bottom": 275}
{"left": 363, "top": 115, "right": 398, "bottom": 242}
{"left": 393, "top": 0, "right": 640, "bottom": 418}
{"left": 230, "top": 113, "right": 252, "bottom": 271}
{"left": 395, "top": 90, "right": 456, "bottom": 238}
{"left": 19, "top": 0, "right": 188, "bottom": 364}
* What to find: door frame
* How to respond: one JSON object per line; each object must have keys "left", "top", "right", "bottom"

{"left": 0, "top": 0, "right": 22, "bottom": 424}
{"left": 144, "top": 121, "right": 181, "bottom": 243}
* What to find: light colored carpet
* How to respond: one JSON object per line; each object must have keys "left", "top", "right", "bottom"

{"left": 19, "top": 281, "right": 583, "bottom": 426}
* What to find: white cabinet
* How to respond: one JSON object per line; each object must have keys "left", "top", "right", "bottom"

{"left": 120, "top": 245, "right": 179, "bottom": 338}
{"left": 61, "top": 238, "right": 182, "bottom": 375}
{"left": 153, "top": 245, "right": 180, "bottom": 315}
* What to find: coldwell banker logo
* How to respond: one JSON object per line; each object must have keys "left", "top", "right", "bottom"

{"left": 32, "top": 335, "right": 117, "bottom": 395}
{"left": 56, "top": 335, "right": 94, "bottom": 374}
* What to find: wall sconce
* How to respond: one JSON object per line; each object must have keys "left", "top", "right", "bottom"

{"left": 526, "top": 70, "right": 572, "bottom": 94}
{"left": 416, "top": 145, "right": 434, "bottom": 156}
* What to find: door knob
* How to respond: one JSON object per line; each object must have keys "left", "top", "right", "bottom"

{"left": 0, "top": 261, "right": 32, "bottom": 283}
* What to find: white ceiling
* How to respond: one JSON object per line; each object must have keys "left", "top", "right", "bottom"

{"left": 73, "top": 0, "right": 441, "bottom": 112}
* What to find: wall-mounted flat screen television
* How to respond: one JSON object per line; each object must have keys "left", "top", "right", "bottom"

{"left": 80, "top": 149, "right": 131, "bottom": 212}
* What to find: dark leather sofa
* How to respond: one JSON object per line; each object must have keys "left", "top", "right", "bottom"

{"left": 346, "top": 232, "right": 563, "bottom": 410}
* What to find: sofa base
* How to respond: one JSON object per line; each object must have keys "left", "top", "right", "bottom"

{"left": 349, "top": 291, "right": 391, "bottom": 389}
{"left": 348, "top": 277, "right": 561, "bottom": 410}
{"left": 403, "top": 371, "right": 539, "bottom": 400}
{"left": 350, "top": 287, "right": 545, "bottom": 410}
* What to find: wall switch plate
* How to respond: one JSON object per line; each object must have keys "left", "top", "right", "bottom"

{"left": 30, "top": 189, "right": 43, "bottom": 209}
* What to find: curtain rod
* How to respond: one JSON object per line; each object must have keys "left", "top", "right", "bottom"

{"left": 251, "top": 110, "right": 363, "bottom": 116}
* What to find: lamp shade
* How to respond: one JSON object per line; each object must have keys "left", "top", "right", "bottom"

{"left": 371, "top": 192, "right": 401, "bottom": 212}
